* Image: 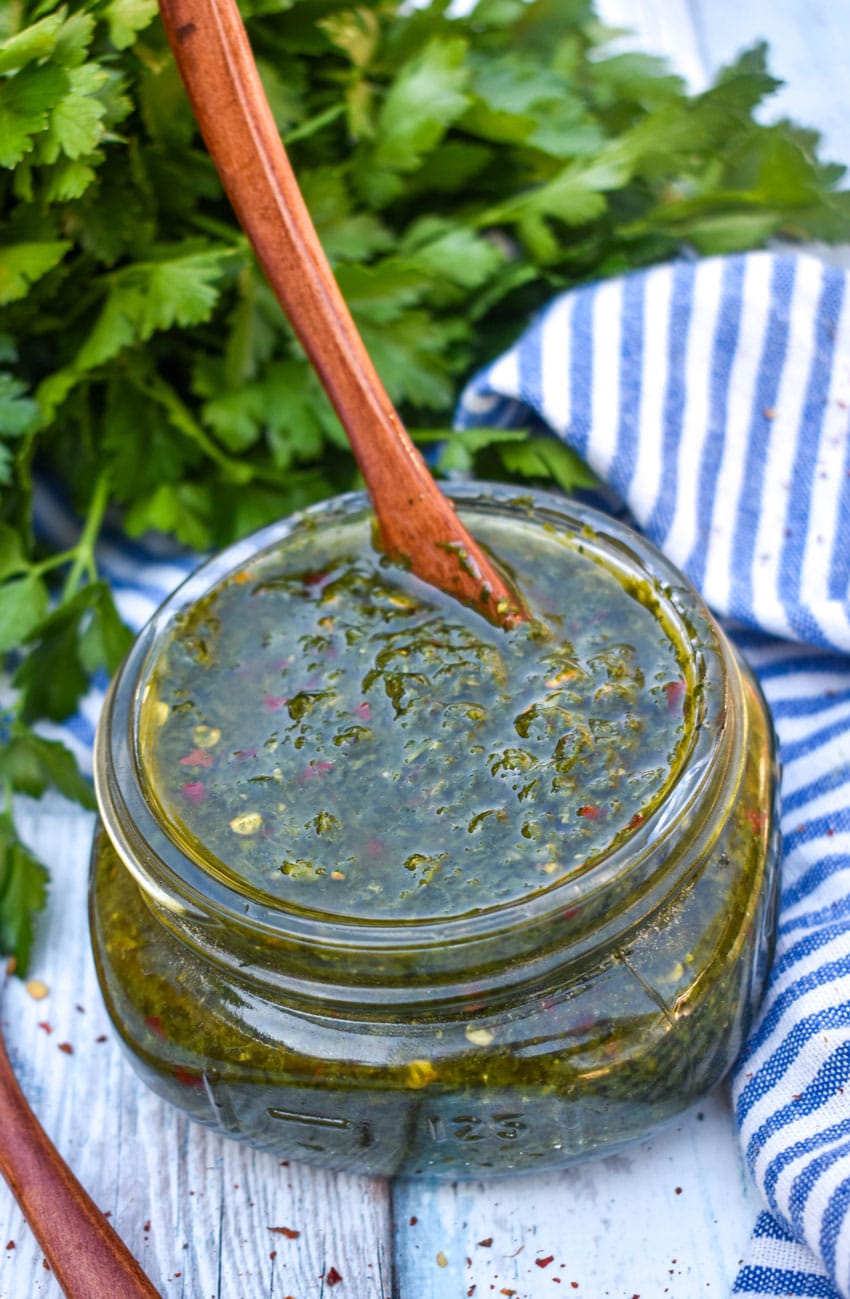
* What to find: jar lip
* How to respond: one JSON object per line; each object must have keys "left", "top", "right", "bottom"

{"left": 95, "top": 481, "right": 729, "bottom": 954}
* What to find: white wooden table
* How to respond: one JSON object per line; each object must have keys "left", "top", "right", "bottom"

{"left": 2, "top": 4, "right": 848, "bottom": 1297}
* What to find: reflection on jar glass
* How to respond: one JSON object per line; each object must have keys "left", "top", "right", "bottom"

{"left": 90, "top": 483, "right": 779, "bottom": 1178}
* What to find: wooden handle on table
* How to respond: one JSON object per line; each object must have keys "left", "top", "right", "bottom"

{"left": 158, "top": 0, "right": 524, "bottom": 626}
{"left": 0, "top": 1028, "right": 160, "bottom": 1299}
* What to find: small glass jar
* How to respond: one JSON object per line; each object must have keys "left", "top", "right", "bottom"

{"left": 91, "top": 483, "right": 779, "bottom": 1178}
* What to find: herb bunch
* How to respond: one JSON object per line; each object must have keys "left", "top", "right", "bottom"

{"left": 1, "top": 0, "right": 848, "bottom": 971}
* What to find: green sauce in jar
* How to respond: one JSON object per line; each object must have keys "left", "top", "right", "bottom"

{"left": 91, "top": 485, "right": 779, "bottom": 1178}
{"left": 140, "top": 508, "right": 692, "bottom": 920}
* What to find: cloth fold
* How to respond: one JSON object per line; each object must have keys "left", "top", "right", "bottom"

{"left": 456, "top": 249, "right": 850, "bottom": 1299}
{"left": 35, "top": 248, "right": 850, "bottom": 1298}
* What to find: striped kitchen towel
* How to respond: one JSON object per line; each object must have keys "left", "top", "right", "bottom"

{"left": 456, "top": 248, "right": 850, "bottom": 1299}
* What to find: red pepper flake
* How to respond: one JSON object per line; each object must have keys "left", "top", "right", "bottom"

{"left": 326, "top": 1266, "right": 343, "bottom": 1286}
{"left": 571, "top": 1285, "right": 579, "bottom": 1291}
{"left": 269, "top": 1251, "right": 277, "bottom": 1260}
{"left": 268, "top": 1227, "right": 300, "bottom": 1239}
{"left": 42, "top": 1258, "right": 51, "bottom": 1271}
{"left": 664, "top": 680, "right": 685, "bottom": 712}
{"left": 628, "top": 812, "right": 645, "bottom": 830}
{"left": 37, "top": 1021, "right": 52, "bottom": 1034}
{"left": 536, "top": 1256, "right": 555, "bottom": 1268}
{"left": 263, "top": 695, "right": 288, "bottom": 712}
{"left": 354, "top": 702, "right": 371, "bottom": 720}
{"left": 296, "top": 760, "right": 334, "bottom": 783}
{"left": 143, "top": 1221, "right": 151, "bottom": 1233}
{"left": 477, "top": 1238, "right": 493, "bottom": 1248}
{"left": 577, "top": 805, "right": 601, "bottom": 819}
{"left": 745, "top": 807, "right": 766, "bottom": 834}
{"left": 674, "top": 1187, "right": 682, "bottom": 1195}
{"left": 467, "top": 1288, "right": 476, "bottom": 1297}
{"left": 179, "top": 748, "right": 215, "bottom": 768}
{"left": 145, "top": 1015, "right": 166, "bottom": 1039}
{"left": 181, "top": 780, "right": 206, "bottom": 805}
{"left": 500, "top": 1290, "right": 516, "bottom": 1297}
{"left": 96, "top": 1034, "right": 107, "bottom": 1044}
{"left": 5, "top": 1241, "right": 14, "bottom": 1250}
{"left": 173, "top": 1065, "right": 204, "bottom": 1088}
{"left": 302, "top": 570, "right": 330, "bottom": 590}
{"left": 409, "top": 1217, "right": 418, "bottom": 1226}
{"left": 58, "top": 1042, "right": 73, "bottom": 1055}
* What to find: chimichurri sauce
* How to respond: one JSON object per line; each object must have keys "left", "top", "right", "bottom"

{"left": 141, "top": 512, "right": 691, "bottom": 920}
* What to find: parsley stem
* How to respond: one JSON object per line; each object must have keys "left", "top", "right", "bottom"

{"left": 61, "top": 469, "right": 110, "bottom": 602}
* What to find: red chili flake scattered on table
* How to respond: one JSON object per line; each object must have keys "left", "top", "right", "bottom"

{"left": 181, "top": 780, "right": 206, "bottom": 805}
{"left": 500, "top": 1289, "right": 516, "bottom": 1296}
{"left": 409, "top": 1217, "right": 418, "bottom": 1226}
{"left": 570, "top": 1284, "right": 579, "bottom": 1290}
{"left": 179, "top": 748, "right": 215, "bottom": 768}
{"left": 58, "top": 1042, "right": 73, "bottom": 1055}
{"left": 477, "top": 1238, "right": 493, "bottom": 1248}
{"left": 43, "top": 1258, "right": 51, "bottom": 1270}
{"left": 536, "top": 1256, "right": 555, "bottom": 1268}
{"left": 577, "top": 804, "right": 601, "bottom": 819}
{"left": 5, "top": 1241, "right": 14, "bottom": 1250}
{"left": 268, "top": 1227, "right": 300, "bottom": 1239}
{"left": 37, "top": 1021, "right": 52, "bottom": 1034}
{"left": 144, "top": 1221, "right": 151, "bottom": 1233}
{"left": 96, "top": 1034, "right": 107, "bottom": 1044}
{"left": 326, "top": 1266, "right": 343, "bottom": 1286}
{"left": 467, "top": 1288, "right": 476, "bottom": 1297}
{"left": 674, "top": 1187, "right": 682, "bottom": 1195}
{"left": 269, "top": 1250, "right": 277, "bottom": 1260}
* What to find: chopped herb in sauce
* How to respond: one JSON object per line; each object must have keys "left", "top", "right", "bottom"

{"left": 141, "top": 512, "right": 690, "bottom": 920}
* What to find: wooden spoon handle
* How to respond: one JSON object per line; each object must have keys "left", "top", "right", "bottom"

{"left": 0, "top": 1027, "right": 160, "bottom": 1298}
{"left": 158, "top": 0, "right": 523, "bottom": 625}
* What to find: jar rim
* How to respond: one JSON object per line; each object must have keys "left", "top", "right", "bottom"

{"left": 94, "top": 482, "right": 732, "bottom": 963}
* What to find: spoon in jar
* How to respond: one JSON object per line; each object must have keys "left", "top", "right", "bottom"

{"left": 0, "top": 984, "right": 161, "bottom": 1297}
{"left": 157, "top": 0, "right": 525, "bottom": 629}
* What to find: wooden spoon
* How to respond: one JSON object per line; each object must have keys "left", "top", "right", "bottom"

{"left": 0, "top": 996, "right": 160, "bottom": 1298}
{"left": 158, "top": 0, "right": 524, "bottom": 628}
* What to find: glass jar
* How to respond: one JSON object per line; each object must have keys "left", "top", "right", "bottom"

{"left": 90, "top": 483, "right": 779, "bottom": 1178}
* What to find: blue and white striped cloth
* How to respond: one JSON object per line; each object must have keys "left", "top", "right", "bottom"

{"left": 456, "top": 249, "right": 850, "bottom": 1299}
{"left": 35, "top": 248, "right": 850, "bottom": 1297}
